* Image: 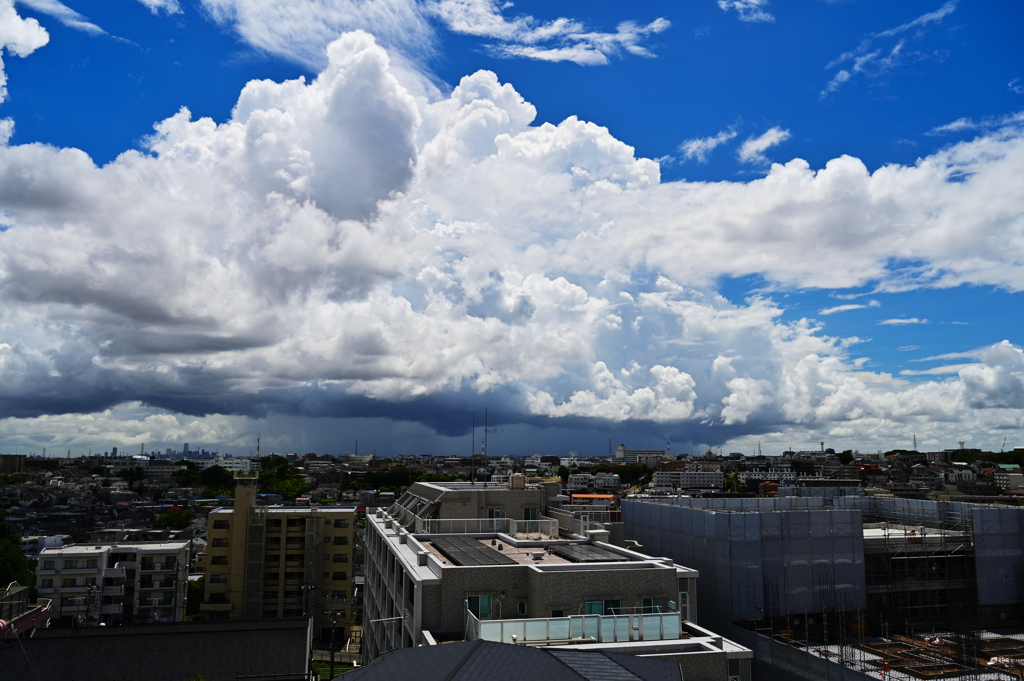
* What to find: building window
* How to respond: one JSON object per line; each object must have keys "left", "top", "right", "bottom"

{"left": 334, "top": 519, "right": 349, "bottom": 528}
{"left": 551, "top": 609, "right": 565, "bottom": 618}
{"left": 63, "top": 560, "right": 77, "bottom": 569}
{"left": 211, "top": 556, "right": 228, "bottom": 565}
{"left": 331, "top": 590, "right": 347, "bottom": 599}
{"left": 586, "top": 599, "right": 620, "bottom": 616}
{"left": 267, "top": 519, "right": 282, "bottom": 528}
{"left": 333, "top": 536, "right": 348, "bottom": 545}
{"left": 642, "top": 597, "right": 663, "bottom": 614}
{"left": 486, "top": 508, "right": 504, "bottom": 519}
{"left": 286, "top": 518, "right": 303, "bottom": 527}
{"left": 41, "top": 579, "right": 53, "bottom": 588}
{"left": 85, "top": 559, "right": 98, "bottom": 568}
{"left": 518, "top": 601, "right": 527, "bottom": 616}
{"left": 333, "top": 554, "right": 348, "bottom": 563}
{"left": 210, "top": 574, "right": 227, "bottom": 583}
{"left": 523, "top": 507, "right": 538, "bottom": 521}
{"left": 285, "top": 571, "right": 303, "bottom": 580}
{"left": 210, "top": 593, "right": 228, "bottom": 604}
{"left": 332, "top": 572, "right": 347, "bottom": 580}
{"left": 62, "top": 578, "right": 76, "bottom": 587}
{"left": 42, "top": 560, "right": 54, "bottom": 570}
{"left": 213, "top": 520, "right": 229, "bottom": 529}
{"left": 467, "top": 595, "right": 492, "bottom": 620}
{"left": 212, "top": 538, "right": 228, "bottom": 547}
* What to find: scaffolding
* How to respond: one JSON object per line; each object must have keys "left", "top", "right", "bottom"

{"left": 623, "top": 495, "right": 1024, "bottom": 681}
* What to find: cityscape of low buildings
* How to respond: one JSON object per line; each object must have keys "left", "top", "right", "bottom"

{"left": 6, "top": 441, "right": 1024, "bottom": 680}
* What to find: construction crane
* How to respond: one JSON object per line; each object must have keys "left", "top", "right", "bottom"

{"left": 1002, "top": 436, "right": 1007, "bottom": 453}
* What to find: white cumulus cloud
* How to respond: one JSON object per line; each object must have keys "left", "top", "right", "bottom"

{"left": 1, "top": 32, "right": 1024, "bottom": 451}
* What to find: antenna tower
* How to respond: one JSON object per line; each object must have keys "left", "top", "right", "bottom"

{"left": 913, "top": 433, "right": 917, "bottom": 451}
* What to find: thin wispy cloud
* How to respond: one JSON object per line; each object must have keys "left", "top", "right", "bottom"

{"left": 822, "top": 1, "right": 956, "bottom": 98}
{"left": 820, "top": 300, "right": 880, "bottom": 315}
{"left": 926, "top": 111, "right": 1024, "bottom": 136}
{"left": 16, "top": 0, "right": 105, "bottom": 35}
{"left": 1011, "top": 78, "right": 1024, "bottom": 95}
{"left": 718, "top": 0, "right": 774, "bottom": 23}
{"left": 134, "top": 0, "right": 182, "bottom": 15}
{"left": 679, "top": 129, "right": 737, "bottom": 163}
{"left": 487, "top": 18, "right": 671, "bottom": 66}
{"left": 196, "top": 0, "right": 671, "bottom": 68}
{"left": 900, "top": 363, "right": 974, "bottom": 376}
{"left": 879, "top": 317, "right": 929, "bottom": 325}
{"left": 737, "top": 126, "right": 790, "bottom": 164}
{"left": 873, "top": 1, "right": 957, "bottom": 39}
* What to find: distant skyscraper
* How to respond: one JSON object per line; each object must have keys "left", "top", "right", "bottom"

{"left": 111, "top": 446, "right": 117, "bottom": 457}
{"left": 183, "top": 442, "right": 189, "bottom": 458}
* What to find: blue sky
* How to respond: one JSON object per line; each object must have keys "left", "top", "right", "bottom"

{"left": 0, "top": 0, "right": 1022, "bottom": 457}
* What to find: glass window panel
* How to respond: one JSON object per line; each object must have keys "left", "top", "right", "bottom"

{"left": 570, "top": 616, "right": 582, "bottom": 639}
{"left": 642, "top": 614, "right": 662, "bottom": 640}
{"left": 549, "top": 618, "right": 570, "bottom": 640}
{"left": 525, "top": 619, "right": 549, "bottom": 641}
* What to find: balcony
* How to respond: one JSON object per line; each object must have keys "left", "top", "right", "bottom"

{"left": 102, "top": 585, "right": 124, "bottom": 596}
{"left": 140, "top": 562, "right": 177, "bottom": 572}
{"left": 101, "top": 603, "right": 123, "bottom": 615}
{"left": 60, "top": 565, "right": 100, "bottom": 573}
{"left": 465, "top": 609, "right": 686, "bottom": 646}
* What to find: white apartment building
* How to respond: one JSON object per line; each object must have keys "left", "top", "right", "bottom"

{"left": 736, "top": 471, "right": 797, "bottom": 484}
{"left": 653, "top": 470, "right": 724, "bottom": 491}
{"left": 36, "top": 540, "right": 191, "bottom": 625}
{"left": 191, "top": 456, "right": 254, "bottom": 473}
{"left": 567, "top": 474, "right": 594, "bottom": 490}
{"left": 593, "top": 473, "right": 621, "bottom": 489}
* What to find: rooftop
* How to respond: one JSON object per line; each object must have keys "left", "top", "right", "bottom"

{"left": 39, "top": 540, "right": 190, "bottom": 553}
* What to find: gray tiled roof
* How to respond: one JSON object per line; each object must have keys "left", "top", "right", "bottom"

{"left": 0, "top": 618, "right": 311, "bottom": 681}
{"left": 338, "top": 641, "right": 682, "bottom": 681}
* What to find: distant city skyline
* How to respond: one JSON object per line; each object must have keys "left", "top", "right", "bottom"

{"left": 0, "top": 1, "right": 1022, "bottom": 457}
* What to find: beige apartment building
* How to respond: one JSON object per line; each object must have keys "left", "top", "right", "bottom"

{"left": 200, "top": 479, "right": 358, "bottom": 638}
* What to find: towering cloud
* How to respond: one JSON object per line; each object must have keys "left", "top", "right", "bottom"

{"left": 1, "top": 31, "right": 1024, "bottom": 449}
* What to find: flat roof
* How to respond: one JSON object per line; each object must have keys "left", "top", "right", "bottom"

{"left": 571, "top": 494, "right": 615, "bottom": 499}
{"left": 40, "top": 540, "right": 190, "bottom": 553}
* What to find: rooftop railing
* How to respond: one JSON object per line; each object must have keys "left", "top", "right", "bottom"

{"left": 413, "top": 516, "right": 558, "bottom": 539}
{"left": 465, "top": 608, "right": 684, "bottom": 646}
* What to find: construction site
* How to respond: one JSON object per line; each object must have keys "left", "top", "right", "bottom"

{"left": 622, "top": 496, "right": 1024, "bottom": 680}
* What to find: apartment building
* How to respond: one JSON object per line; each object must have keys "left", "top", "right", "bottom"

{"left": 200, "top": 479, "right": 357, "bottom": 638}
{"left": 36, "top": 540, "right": 190, "bottom": 625}
{"left": 653, "top": 470, "right": 724, "bottom": 491}
{"left": 366, "top": 480, "right": 752, "bottom": 680}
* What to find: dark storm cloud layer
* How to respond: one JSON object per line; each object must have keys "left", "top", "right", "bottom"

{"left": 1, "top": 28, "right": 1024, "bottom": 451}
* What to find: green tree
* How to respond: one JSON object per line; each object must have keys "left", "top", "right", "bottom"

{"left": 186, "top": 576, "right": 205, "bottom": 616}
{"left": 0, "top": 510, "right": 35, "bottom": 588}
{"left": 199, "top": 465, "right": 236, "bottom": 492}
{"left": 258, "top": 456, "right": 308, "bottom": 500}
{"left": 557, "top": 466, "right": 570, "bottom": 484}
{"left": 838, "top": 450, "right": 854, "bottom": 465}
{"left": 118, "top": 466, "right": 147, "bottom": 488}
{"left": 173, "top": 462, "right": 202, "bottom": 488}
{"left": 158, "top": 509, "right": 193, "bottom": 530}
